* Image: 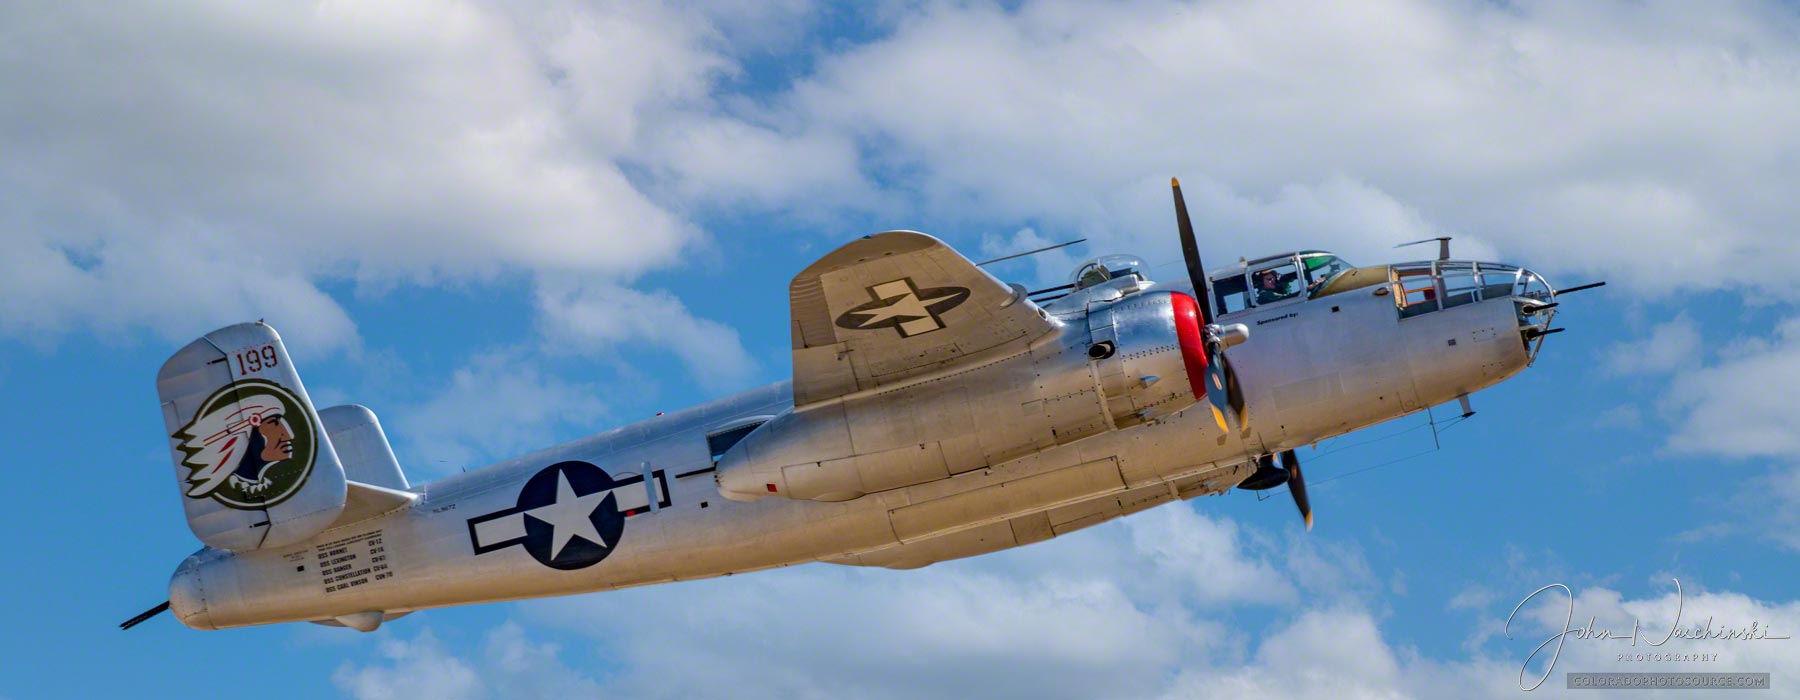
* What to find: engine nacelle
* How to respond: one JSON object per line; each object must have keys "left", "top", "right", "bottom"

{"left": 1086, "top": 290, "right": 1212, "bottom": 429}
{"left": 717, "top": 291, "right": 1211, "bottom": 503}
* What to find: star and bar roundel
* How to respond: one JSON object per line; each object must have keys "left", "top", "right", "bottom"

{"left": 834, "top": 277, "right": 971, "bottom": 338}
{"left": 465, "top": 461, "right": 667, "bottom": 570}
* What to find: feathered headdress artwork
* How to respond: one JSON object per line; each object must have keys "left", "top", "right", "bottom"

{"left": 174, "top": 399, "right": 285, "bottom": 498}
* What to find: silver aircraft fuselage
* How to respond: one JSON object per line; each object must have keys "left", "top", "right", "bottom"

{"left": 167, "top": 265, "right": 1545, "bottom": 631}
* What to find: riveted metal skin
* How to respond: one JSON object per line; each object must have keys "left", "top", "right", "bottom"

{"left": 716, "top": 290, "right": 1204, "bottom": 503}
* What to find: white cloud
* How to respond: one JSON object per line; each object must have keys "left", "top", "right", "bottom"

{"left": 354, "top": 510, "right": 1800, "bottom": 699}
{"left": 332, "top": 629, "right": 484, "bottom": 700}
{"left": 334, "top": 624, "right": 601, "bottom": 700}
{"left": 655, "top": 0, "right": 1800, "bottom": 296}
{"left": 1764, "top": 464, "right": 1800, "bottom": 551}
{"left": 1162, "top": 586, "right": 1798, "bottom": 700}
{"left": 523, "top": 550, "right": 1212, "bottom": 700}
{"left": 12, "top": 0, "right": 1800, "bottom": 376}
{"left": 1159, "top": 607, "right": 1421, "bottom": 700}
{"left": 3, "top": 0, "right": 700, "bottom": 274}
{"left": 1125, "top": 504, "right": 1296, "bottom": 605}
{"left": 534, "top": 278, "right": 757, "bottom": 390}
{"left": 0, "top": 0, "right": 747, "bottom": 372}
{"left": 475, "top": 623, "right": 605, "bottom": 699}
{"left": 1605, "top": 314, "right": 1701, "bottom": 376}
{"left": 1605, "top": 315, "right": 1800, "bottom": 551}
{"left": 393, "top": 350, "right": 607, "bottom": 474}
{"left": 1664, "top": 317, "right": 1800, "bottom": 458}
{"left": 501, "top": 505, "right": 1387, "bottom": 700}
{"left": 640, "top": 113, "right": 879, "bottom": 215}
{"left": 0, "top": 228, "right": 359, "bottom": 355}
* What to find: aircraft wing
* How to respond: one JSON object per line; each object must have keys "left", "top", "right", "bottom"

{"left": 789, "top": 231, "right": 1058, "bottom": 406}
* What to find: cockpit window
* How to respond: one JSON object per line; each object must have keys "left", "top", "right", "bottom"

{"left": 1300, "top": 254, "right": 1352, "bottom": 295}
{"left": 1213, "top": 273, "right": 1251, "bottom": 314}
{"left": 1209, "top": 251, "right": 1355, "bottom": 313}
{"left": 1250, "top": 262, "right": 1301, "bottom": 306}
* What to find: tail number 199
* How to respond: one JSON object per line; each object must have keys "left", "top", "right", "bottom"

{"left": 235, "top": 345, "right": 279, "bottom": 375}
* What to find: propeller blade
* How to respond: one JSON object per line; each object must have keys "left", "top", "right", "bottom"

{"left": 1205, "top": 347, "right": 1233, "bottom": 432}
{"left": 1238, "top": 454, "right": 1289, "bottom": 491}
{"left": 1223, "top": 353, "right": 1248, "bottom": 430}
{"left": 1171, "top": 178, "right": 1215, "bottom": 326}
{"left": 1175, "top": 178, "right": 1251, "bottom": 434}
{"left": 1280, "top": 450, "right": 1312, "bottom": 531}
{"left": 1201, "top": 343, "right": 1249, "bottom": 433}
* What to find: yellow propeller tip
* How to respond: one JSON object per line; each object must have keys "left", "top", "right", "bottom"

{"left": 1304, "top": 513, "right": 1314, "bottom": 531}
{"left": 1171, "top": 177, "right": 1181, "bottom": 187}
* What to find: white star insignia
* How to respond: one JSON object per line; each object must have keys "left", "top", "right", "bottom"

{"left": 524, "top": 470, "right": 610, "bottom": 560}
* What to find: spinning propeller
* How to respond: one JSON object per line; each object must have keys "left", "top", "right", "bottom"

{"left": 1283, "top": 450, "right": 1312, "bottom": 531}
{"left": 1170, "top": 178, "right": 1313, "bottom": 531}
{"left": 1171, "top": 178, "right": 1248, "bottom": 434}
{"left": 1237, "top": 451, "right": 1314, "bottom": 531}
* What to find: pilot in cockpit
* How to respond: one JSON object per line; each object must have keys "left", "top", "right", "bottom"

{"left": 1254, "top": 269, "right": 1293, "bottom": 305}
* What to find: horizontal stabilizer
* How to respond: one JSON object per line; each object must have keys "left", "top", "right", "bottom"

{"left": 326, "top": 481, "right": 418, "bottom": 530}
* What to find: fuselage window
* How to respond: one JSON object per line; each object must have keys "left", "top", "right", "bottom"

{"left": 707, "top": 422, "right": 765, "bottom": 463}
{"left": 1477, "top": 263, "right": 1519, "bottom": 300}
{"left": 1438, "top": 262, "right": 1479, "bottom": 309}
{"left": 1393, "top": 263, "right": 1438, "bottom": 319}
{"left": 1213, "top": 273, "right": 1252, "bottom": 314}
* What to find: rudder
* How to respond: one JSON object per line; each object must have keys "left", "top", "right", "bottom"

{"left": 157, "top": 322, "right": 347, "bottom": 551}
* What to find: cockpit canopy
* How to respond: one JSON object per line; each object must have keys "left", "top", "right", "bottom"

{"left": 1070, "top": 254, "right": 1149, "bottom": 291}
{"left": 1209, "top": 251, "right": 1354, "bottom": 314}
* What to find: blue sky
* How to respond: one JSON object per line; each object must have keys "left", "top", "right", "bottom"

{"left": 4, "top": 1, "right": 1799, "bottom": 698}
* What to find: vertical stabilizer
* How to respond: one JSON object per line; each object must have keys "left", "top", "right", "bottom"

{"left": 156, "top": 322, "right": 347, "bottom": 551}
{"left": 319, "top": 405, "right": 409, "bottom": 490}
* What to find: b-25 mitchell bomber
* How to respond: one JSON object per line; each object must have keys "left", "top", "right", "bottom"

{"left": 121, "top": 181, "right": 1596, "bottom": 632}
